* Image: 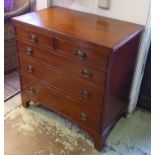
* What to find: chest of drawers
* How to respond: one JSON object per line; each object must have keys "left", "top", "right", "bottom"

{"left": 12, "top": 7, "right": 144, "bottom": 151}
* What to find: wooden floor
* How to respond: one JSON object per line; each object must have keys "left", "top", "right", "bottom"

{"left": 4, "top": 71, "right": 20, "bottom": 101}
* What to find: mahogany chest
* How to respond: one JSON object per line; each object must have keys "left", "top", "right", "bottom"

{"left": 12, "top": 7, "right": 143, "bottom": 151}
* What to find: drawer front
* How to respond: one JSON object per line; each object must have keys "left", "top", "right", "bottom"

{"left": 20, "top": 75, "right": 101, "bottom": 131}
{"left": 15, "top": 26, "right": 110, "bottom": 71}
{"left": 54, "top": 37, "right": 110, "bottom": 71}
{"left": 19, "top": 56, "right": 103, "bottom": 107}
{"left": 15, "top": 26, "right": 54, "bottom": 50}
{"left": 17, "top": 41, "right": 107, "bottom": 86}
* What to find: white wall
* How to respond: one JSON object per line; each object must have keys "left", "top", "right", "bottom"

{"left": 53, "top": 0, "right": 150, "bottom": 25}
{"left": 36, "top": 0, "right": 48, "bottom": 10}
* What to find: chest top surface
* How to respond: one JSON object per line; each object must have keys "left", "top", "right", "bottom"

{"left": 12, "top": 6, "right": 143, "bottom": 50}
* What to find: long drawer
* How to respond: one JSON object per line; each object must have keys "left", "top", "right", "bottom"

{"left": 20, "top": 75, "right": 101, "bottom": 131}
{"left": 17, "top": 41, "right": 107, "bottom": 87}
{"left": 53, "top": 36, "right": 110, "bottom": 71}
{"left": 15, "top": 25, "right": 110, "bottom": 71}
{"left": 19, "top": 56, "right": 104, "bottom": 107}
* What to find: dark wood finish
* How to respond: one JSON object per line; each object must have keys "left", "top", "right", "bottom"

{"left": 15, "top": 26, "right": 55, "bottom": 50}
{"left": 12, "top": 6, "right": 143, "bottom": 50}
{"left": 101, "top": 33, "right": 142, "bottom": 131}
{"left": 15, "top": 26, "right": 110, "bottom": 71}
{"left": 20, "top": 75, "right": 101, "bottom": 131}
{"left": 17, "top": 41, "right": 107, "bottom": 86}
{"left": 19, "top": 56, "right": 104, "bottom": 107}
{"left": 12, "top": 7, "right": 144, "bottom": 151}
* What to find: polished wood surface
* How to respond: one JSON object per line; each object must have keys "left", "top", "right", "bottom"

{"left": 12, "top": 7, "right": 144, "bottom": 151}
{"left": 17, "top": 41, "right": 107, "bottom": 86}
{"left": 20, "top": 75, "right": 101, "bottom": 131}
{"left": 13, "top": 6, "right": 143, "bottom": 50}
{"left": 19, "top": 56, "right": 104, "bottom": 107}
{"left": 101, "top": 33, "right": 142, "bottom": 131}
{"left": 15, "top": 26, "right": 110, "bottom": 71}
{"left": 15, "top": 26, "right": 55, "bottom": 50}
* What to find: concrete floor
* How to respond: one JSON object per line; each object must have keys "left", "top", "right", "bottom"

{"left": 4, "top": 94, "right": 151, "bottom": 155}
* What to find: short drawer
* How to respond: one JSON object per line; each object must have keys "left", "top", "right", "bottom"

{"left": 19, "top": 56, "right": 104, "bottom": 107}
{"left": 17, "top": 41, "right": 107, "bottom": 87}
{"left": 20, "top": 75, "right": 101, "bottom": 131}
{"left": 15, "top": 26, "right": 110, "bottom": 71}
{"left": 15, "top": 26, "right": 54, "bottom": 50}
{"left": 54, "top": 36, "right": 110, "bottom": 71}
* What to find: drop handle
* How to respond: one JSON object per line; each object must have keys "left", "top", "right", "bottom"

{"left": 81, "top": 89, "right": 91, "bottom": 99}
{"left": 26, "top": 65, "right": 34, "bottom": 73}
{"left": 29, "top": 33, "right": 38, "bottom": 43}
{"left": 80, "top": 112, "right": 89, "bottom": 122}
{"left": 74, "top": 50, "right": 87, "bottom": 60}
{"left": 81, "top": 68, "right": 93, "bottom": 79}
{"left": 25, "top": 47, "right": 33, "bottom": 56}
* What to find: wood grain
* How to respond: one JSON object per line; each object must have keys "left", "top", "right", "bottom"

{"left": 19, "top": 56, "right": 104, "bottom": 107}
{"left": 12, "top": 6, "right": 143, "bottom": 50}
{"left": 17, "top": 40, "right": 107, "bottom": 86}
{"left": 20, "top": 75, "right": 101, "bottom": 131}
{"left": 12, "top": 7, "right": 144, "bottom": 151}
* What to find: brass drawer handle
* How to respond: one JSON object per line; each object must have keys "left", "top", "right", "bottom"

{"left": 25, "top": 47, "right": 33, "bottom": 56}
{"left": 74, "top": 50, "right": 87, "bottom": 60}
{"left": 81, "top": 89, "right": 91, "bottom": 99}
{"left": 80, "top": 112, "right": 89, "bottom": 122}
{"left": 29, "top": 33, "right": 38, "bottom": 43}
{"left": 28, "top": 86, "right": 36, "bottom": 94}
{"left": 26, "top": 65, "right": 34, "bottom": 73}
{"left": 81, "top": 68, "right": 93, "bottom": 79}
